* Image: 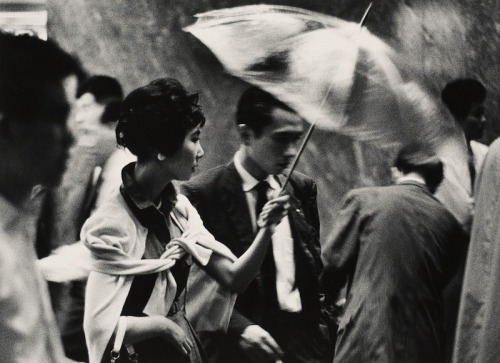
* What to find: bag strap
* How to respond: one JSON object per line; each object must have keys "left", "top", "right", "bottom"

{"left": 110, "top": 317, "right": 139, "bottom": 362}
{"left": 110, "top": 316, "right": 127, "bottom": 362}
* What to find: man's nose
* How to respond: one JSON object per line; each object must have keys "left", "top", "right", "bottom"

{"left": 284, "top": 140, "right": 300, "bottom": 157}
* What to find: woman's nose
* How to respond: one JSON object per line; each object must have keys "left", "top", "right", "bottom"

{"left": 197, "top": 144, "right": 205, "bottom": 158}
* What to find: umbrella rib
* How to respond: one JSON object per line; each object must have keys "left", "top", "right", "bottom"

{"left": 279, "top": 2, "right": 375, "bottom": 194}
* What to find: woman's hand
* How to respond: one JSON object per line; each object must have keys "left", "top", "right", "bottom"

{"left": 257, "top": 195, "right": 290, "bottom": 228}
{"left": 161, "top": 317, "right": 194, "bottom": 356}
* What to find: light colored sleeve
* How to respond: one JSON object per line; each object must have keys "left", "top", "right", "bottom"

{"left": 38, "top": 241, "right": 92, "bottom": 282}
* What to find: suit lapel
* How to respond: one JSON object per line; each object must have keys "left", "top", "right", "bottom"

{"left": 280, "top": 174, "right": 321, "bottom": 281}
{"left": 220, "top": 163, "right": 255, "bottom": 257}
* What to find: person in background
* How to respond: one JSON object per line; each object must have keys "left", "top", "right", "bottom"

{"left": 181, "top": 86, "right": 331, "bottom": 363}
{"left": 48, "top": 75, "right": 129, "bottom": 249}
{"left": 39, "top": 75, "right": 135, "bottom": 363}
{"left": 435, "top": 78, "right": 488, "bottom": 234}
{"left": 434, "top": 79, "right": 488, "bottom": 360}
{"left": 0, "top": 32, "right": 83, "bottom": 362}
{"left": 322, "top": 146, "right": 467, "bottom": 363}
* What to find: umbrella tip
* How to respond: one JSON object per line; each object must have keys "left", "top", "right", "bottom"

{"left": 359, "top": 2, "right": 373, "bottom": 27}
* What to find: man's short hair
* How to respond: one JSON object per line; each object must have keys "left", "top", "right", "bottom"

{"left": 77, "top": 75, "right": 123, "bottom": 124}
{"left": 76, "top": 75, "right": 123, "bottom": 103}
{"left": 395, "top": 145, "right": 444, "bottom": 193}
{"left": 0, "top": 32, "right": 84, "bottom": 124}
{"left": 236, "top": 86, "right": 295, "bottom": 136}
{"left": 441, "top": 79, "right": 486, "bottom": 120}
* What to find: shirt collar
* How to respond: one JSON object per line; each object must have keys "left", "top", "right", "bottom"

{"left": 234, "top": 150, "right": 281, "bottom": 192}
{"left": 396, "top": 174, "right": 426, "bottom": 186}
{"left": 121, "top": 162, "right": 177, "bottom": 211}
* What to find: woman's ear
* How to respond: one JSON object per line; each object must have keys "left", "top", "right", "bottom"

{"left": 237, "top": 124, "right": 254, "bottom": 146}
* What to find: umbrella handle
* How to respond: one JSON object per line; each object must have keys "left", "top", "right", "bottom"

{"left": 279, "top": 122, "right": 316, "bottom": 195}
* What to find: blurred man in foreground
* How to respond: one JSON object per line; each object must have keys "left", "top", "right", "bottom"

{"left": 0, "top": 32, "right": 82, "bottom": 362}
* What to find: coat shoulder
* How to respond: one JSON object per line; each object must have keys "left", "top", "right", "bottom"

{"left": 288, "top": 170, "right": 316, "bottom": 192}
{"left": 181, "top": 164, "right": 230, "bottom": 194}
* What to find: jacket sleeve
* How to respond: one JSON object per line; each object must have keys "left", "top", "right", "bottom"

{"left": 306, "top": 180, "right": 322, "bottom": 271}
{"left": 227, "top": 310, "right": 255, "bottom": 337}
{"left": 321, "top": 191, "right": 363, "bottom": 306}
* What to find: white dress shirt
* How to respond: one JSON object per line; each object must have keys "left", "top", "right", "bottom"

{"left": 0, "top": 195, "right": 66, "bottom": 362}
{"left": 234, "top": 150, "right": 302, "bottom": 312}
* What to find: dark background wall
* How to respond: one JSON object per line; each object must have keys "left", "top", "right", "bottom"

{"left": 47, "top": 0, "right": 500, "bottom": 242}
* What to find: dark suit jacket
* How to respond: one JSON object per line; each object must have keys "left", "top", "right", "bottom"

{"left": 322, "top": 181, "right": 467, "bottom": 363}
{"left": 181, "top": 162, "right": 324, "bottom": 337}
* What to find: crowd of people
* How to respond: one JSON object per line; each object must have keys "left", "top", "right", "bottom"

{"left": 0, "top": 30, "right": 497, "bottom": 363}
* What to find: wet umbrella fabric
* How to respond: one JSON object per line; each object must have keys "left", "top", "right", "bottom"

{"left": 184, "top": 4, "right": 444, "bottom": 152}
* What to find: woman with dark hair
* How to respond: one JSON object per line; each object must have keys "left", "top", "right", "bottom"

{"left": 81, "top": 78, "right": 289, "bottom": 363}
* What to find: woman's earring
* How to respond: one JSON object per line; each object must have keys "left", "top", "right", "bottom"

{"left": 157, "top": 153, "right": 166, "bottom": 161}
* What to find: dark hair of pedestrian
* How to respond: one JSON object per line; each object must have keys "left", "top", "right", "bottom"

{"left": 441, "top": 79, "right": 486, "bottom": 120}
{"left": 77, "top": 75, "right": 124, "bottom": 125}
{"left": 77, "top": 75, "right": 124, "bottom": 103}
{"left": 236, "top": 86, "right": 295, "bottom": 136}
{"left": 116, "top": 78, "right": 205, "bottom": 159}
{"left": 395, "top": 145, "right": 444, "bottom": 194}
{"left": 0, "top": 32, "right": 84, "bottom": 124}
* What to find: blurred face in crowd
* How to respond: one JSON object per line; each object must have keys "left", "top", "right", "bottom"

{"left": 241, "top": 107, "right": 304, "bottom": 178}
{"left": 461, "top": 102, "right": 486, "bottom": 141}
{"left": 73, "top": 92, "right": 106, "bottom": 135}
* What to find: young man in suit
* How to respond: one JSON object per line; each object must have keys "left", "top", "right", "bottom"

{"left": 181, "top": 86, "right": 330, "bottom": 363}
{"left": 322, "top": 147, "right": 467, "bottom": 363}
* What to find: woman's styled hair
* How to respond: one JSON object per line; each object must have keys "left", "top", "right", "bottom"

{"left": 116, "top": 78, "right": 205, "bottom": 159}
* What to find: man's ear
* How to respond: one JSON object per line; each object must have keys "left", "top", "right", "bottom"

{"left": 237, "top": 124, "right": 255, "bottom": 146}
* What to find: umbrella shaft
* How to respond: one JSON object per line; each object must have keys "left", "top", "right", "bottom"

{"left": 280, "top": 123, "right": 316, "bottom": 195}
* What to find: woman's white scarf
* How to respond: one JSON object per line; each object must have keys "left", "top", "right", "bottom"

{"left": 82, "top": 192, "right": 236, "bottom": 363}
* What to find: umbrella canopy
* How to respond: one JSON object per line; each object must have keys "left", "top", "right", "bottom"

{"left": 184, "top": 4, "right": 445, "bottom": 152}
